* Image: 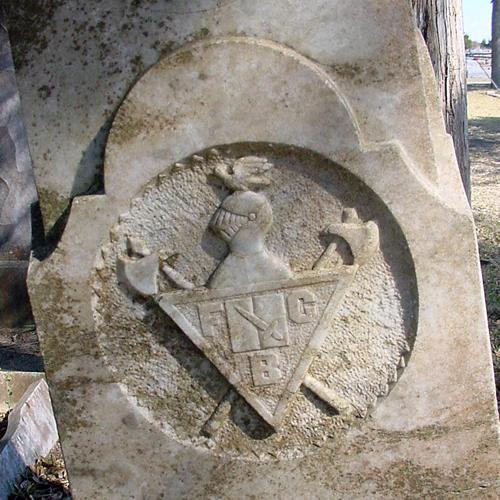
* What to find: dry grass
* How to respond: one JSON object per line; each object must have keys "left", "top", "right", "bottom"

{"left": 8, "top": 444, "right": 71, "bottom": 500}
{"left": 468, "top": 86, "right": 500, "bottom": 405}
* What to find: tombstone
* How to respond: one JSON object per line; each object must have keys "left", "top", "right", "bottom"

{"left": 7, "top": 1, "right": 499, "bottom": 497}
{"left": 0, "top": 10, "right": 37, "bottom": 327}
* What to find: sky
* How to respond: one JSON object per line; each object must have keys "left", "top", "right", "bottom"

{"left": 463, "top": 0, "right": 493, "bottom": 42}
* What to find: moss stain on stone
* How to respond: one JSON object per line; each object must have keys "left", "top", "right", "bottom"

{"left": 130, "top": 54, "right": 144, "bottom": 75}
{"left": 3, "top": 0, "right": 64, "bottom": 69}
{"left": 172, "top": 49, "right": 195, "bottom": 65}
{"left": 109, "top": 100, "right": 176, "bottom": 146}
{"left": 37, "top": 187, "right": 69, "bottom": 234}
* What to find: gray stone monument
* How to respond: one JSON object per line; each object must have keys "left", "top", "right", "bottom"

{"left": 0, "top": 10, "right": 37, "bottom": 327}
{"left": 7, "top": 1, "right": 499, "bottom": 497}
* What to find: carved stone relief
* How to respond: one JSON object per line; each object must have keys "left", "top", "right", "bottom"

{"left": 21, "top": 5, "right": 498, "bottom": 494}
{"left": 92, "top": 143, "right": 417, "bottom": 460}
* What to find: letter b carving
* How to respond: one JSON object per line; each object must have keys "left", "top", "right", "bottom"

{"left": 250, "top": 353, "right": 282, "bottom": 386}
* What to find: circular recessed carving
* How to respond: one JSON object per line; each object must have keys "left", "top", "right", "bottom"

{"left": 92, "top": 143, "right": 417, "bottom": 461}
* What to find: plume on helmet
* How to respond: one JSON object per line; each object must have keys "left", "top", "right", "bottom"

{"left": 213, "top": 156, "right": 273, "bottom": 191}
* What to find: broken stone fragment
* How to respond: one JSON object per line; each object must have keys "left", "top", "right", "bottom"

{"left": 126, "top": 236, "right": 151, "bottom": 257}
{"left": 117, "top": 254, "right": 159, "bottom": 297}
{"left": 0, "top": 379, "right": 58, "bottom": 498}
{"left": 323, "top": 208, "right": 380, "bottom": 266}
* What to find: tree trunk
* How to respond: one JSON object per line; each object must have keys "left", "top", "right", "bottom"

{"left": 493, "top": 0, "right": 500, "bottom": 88}
{"left": 412, "top": 0, "right": 470, "bottom": 200}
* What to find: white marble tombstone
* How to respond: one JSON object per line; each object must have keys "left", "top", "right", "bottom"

{"left": 11, "top": 1, "right": 499, "bottom": 497}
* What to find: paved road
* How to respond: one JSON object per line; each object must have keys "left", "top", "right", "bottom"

{"left": 467, "top": 56, "right": 491, "bottom": 83}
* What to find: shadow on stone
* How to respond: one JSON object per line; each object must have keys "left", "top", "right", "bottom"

{"left": 301, "top": 385, "right": 340, "bottom": 417}
{"left": 0, "top": 262, "right": 33, "bottom": 329}
{"left": 151, "top": 307, "right": 278, "bottom": 440}
{"left": 228, "top": 392, "right": 275, "bottom": 440}
{"left": 70, "top": 116, "right": 112, "bottom": 200}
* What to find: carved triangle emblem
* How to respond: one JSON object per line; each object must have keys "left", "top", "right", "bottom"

{"left": 158, "top": 271, "right": 354, "bottom": 428}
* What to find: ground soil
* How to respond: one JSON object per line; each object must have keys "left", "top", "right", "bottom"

{"left": 0, "top": 327, "right": 43, "bottom": 372}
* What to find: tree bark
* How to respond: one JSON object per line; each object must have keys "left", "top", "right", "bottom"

{"left": 493, "top": 0, "right": 500, "bottom": 88}
{"left": 412, "top": 0, "right": 470, "bottom": 200}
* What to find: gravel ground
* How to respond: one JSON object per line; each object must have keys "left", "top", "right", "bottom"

{"left": 468, "top": 85, "right": 500, "bottom": 405}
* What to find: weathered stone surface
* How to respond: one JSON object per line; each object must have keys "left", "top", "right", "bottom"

{"left": 0, "top": 12, "right": 37, "bottom": 327}
{"left": 0, "top": 378, "right": 58, "bottom": 498}
{"left": 7, "top": 0, "right": 449, "bottom": 233}
{"left": 22, "top": 1, "right": 500, "bottom": 498}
